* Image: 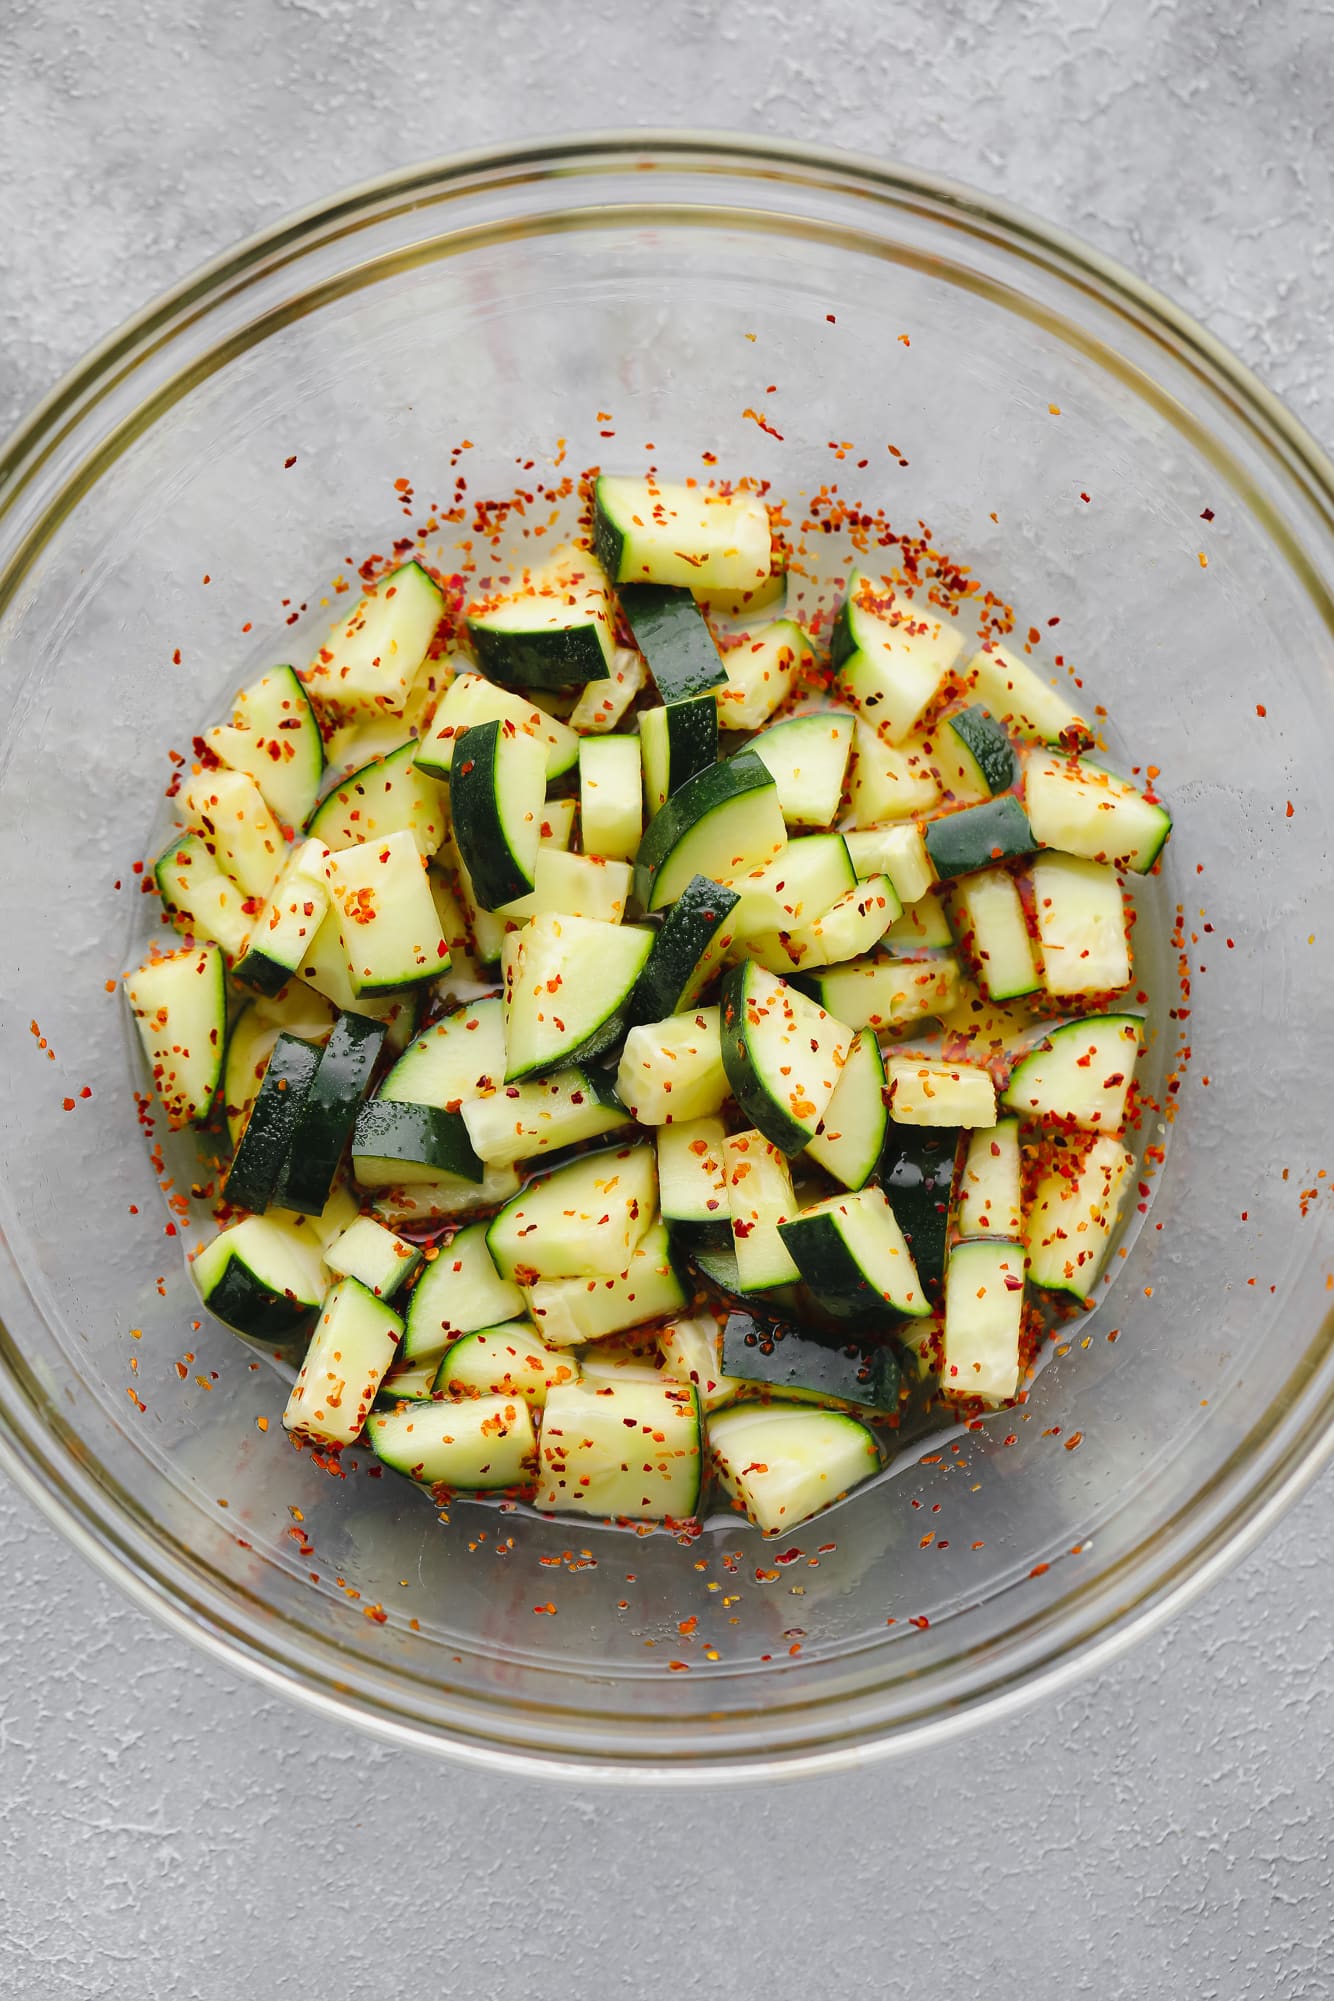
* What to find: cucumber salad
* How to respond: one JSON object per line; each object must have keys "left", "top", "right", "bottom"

{"left": 123, "top": 473, "right": 1171, "bottom": 1537}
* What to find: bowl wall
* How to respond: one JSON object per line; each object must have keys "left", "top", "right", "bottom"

{"left": 1, "top": 137, "right": 1331, "bottom": 1777}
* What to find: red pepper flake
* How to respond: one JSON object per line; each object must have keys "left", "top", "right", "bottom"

{"left": 667, "top": 1660, "right": 690, "bottom": 1672}
{"left": 256, "top": 1415, "right": 268, "bottom": 1432}
{"left": 897, "top": 333, "right": 910, "bottom": 347}
{"left": 909, "top": 1614, "right": 930, "bottom": 1630}
{"left": 1255, "top": 704, "right": 1266, "bottom": 717}
{"left": 1198, "top": 551, "right": 1208, "bottom": 568}
{"left": 1286, "top": 800, "right": 1295, "bottom": 818}
{"left": 1064, "top": 1431, "right": 1083, "bottom": 1451}
{"left": 742, "top": 407, "right": 784, "bottom": 441}
{"left": 532, "top": 1602, "right": 557, "bottom": 1615}
{"left": 1201, "top": 507, "right": 1214, "bottom": 521}
{"left": 61, "top": 1097, "right": 75, "bottom": 1111}
{"left": 1029, "top": 1562, "right": 1049, "bottom": 1577}
{"left": 284, "top": 455, "right": 297, "bottom": 469}
{"left": 1080, "top": 491, "right": 1090, "bottom": 502}
{"left": 825, "top": 313, "right": 836, "bottom": 324}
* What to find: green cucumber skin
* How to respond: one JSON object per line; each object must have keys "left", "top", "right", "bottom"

{"left": 467, "top": 618, "right": 610, "bottom": 692}
{"left": 202, "top": 1258, "right": 316, "bottom": 1349}
{"left": 721, "top": 1309, "right": 901, "bottom": 1412}
{"left": 233, "top": 944, "right": 296, "bottom": 998}
{"left": 450, "top": 720, "right": 534, "bottom": 910}
{"left": 719, "top": 962, "right": 808, "bottom": 1157}
{"left": 352, "top": 1098, "right": 483, "bottom": 1182}
{"left": 661, "top": 699, "right": 719, "bottom": 795}
{"left": 592, "top": 497, "right": 626, "bottom": 584}
{"left": 946, "top": 704, "right": 1015, "bottom": 796}
{"left": 223, "top": 1034, "right": 322, "bottom": 1213}
{"left": 627, "top": 874, "right": 739, "bottom": 1025}
{"left": 924, "top": 795, "right": 1035, "bottom": 879}
{"left": 275, "top": 1011, "right": 387, "bottom": 1215}
{"left": 827, "top": 596, "right": 859, "bottom": 674}
{"left": 776, "top": 1210, "right": 887, "bottom": 1316}
{"left": 879, "top": 1126, "right": 960, "bottom": 1286}
{"left": 633, "top": 750, "right": 775, "bottom": 910}
{"left": 619, "top": 584, "right": 728, "bottom": 702}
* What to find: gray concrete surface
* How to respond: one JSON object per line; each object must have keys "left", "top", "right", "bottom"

{"left": 2, "top": 1, "right": 1332, "bottom": 1994}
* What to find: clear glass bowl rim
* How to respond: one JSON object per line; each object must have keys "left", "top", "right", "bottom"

{"left": 2, "top": 129, "right": 1332, "bottom": 1784}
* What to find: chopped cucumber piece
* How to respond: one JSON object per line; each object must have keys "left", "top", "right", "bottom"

{"left": 368, "top": 1391, "right": 537, "bottom": 1489}
{"left": 304, "top": 560, "right": 443, "bottom": 718}
{"left": 179, "top": 766, "right": 286, "bottom": 901}
{"left": 274, "top": 1009, "right": 385, "bottom": 1215}
{"left": 934, "top": 703, "right": 1015, "bottom": 800}
{"left": 728, "top": 833, "right": 856, "bottom": 948}
{"left": 569, "top": 646, "right": 646, "bottom": 733}
{"left": 124, "top": 943, "right": 227, "bottom": 1130}
{"left": 656, "top": 1114, "right": 729, "bottom": 1242}
{"left": 750, "top": 710, "right": 853, "bottom": 828}
{"left": 615, "top": 1006, "right": 728, "bottom": 1125}
{"left": 1025, "top": 1135, "right": 1133, "bottom": 1304}
{"left": 806, "top": 952, "right": 961, "bottom": 1035}
{"left": 640, "top": 696, "right": 719, "bottom": 811}
{"left": 721, "top": 1309, "right": 901, "bottom": 1413}
{"left": 325, "top": 828, "right": 447, "bottom": 995}
{"left": 619, "top": 584, "right": 728, "bottom": 702}
{"left": 416, "top": 671, "right": 579, "bottom": 785}
{"left": 657, "top": 1313, "right": 742, "bottom": 1411}
{"left": 223, "top": 1032, "right": 322, "bottom": 1212}
{"left": 222, "top": 986, "right": 336, "bottom": 1148}
{"left": 626, "top": 875, "right": 740, "bottom": 1024}
{"left": 956, "top": 1118, "right": 1023, "bottom": 1240}
{"left": 535, "top": 1378, "right": 702, "bottom": 1521}
{"left": 633, "top": 748, "right": 786, "bottom": 911}
{"left": 466, "top": 547, "right": 615, "bottom": 689}
{"left": 450, "top": 719, "right": 547, "bottom": 910}
{"left": 720, "top": 961, "right": 853, "bottom": 1155}
{"left": 155, "top": 833, "right": 253, "bottom": 959}
{"left": 382, "top": 997, "right": 506, "bottom": 1111}
{"left": 323, "top": 1215, "right": 422, "bottom": 1299}
{"left": 234, "top": 838, "right": 331, "bottom": 995}
{"left": 523, "top": 1220, "right": 687, "bottom": 1346}
{"left": 192, "top": 1213, "right": 326, "bottom": 1345}
{"left": 924, "top": 795, "right": 1035, "bottom": 880}
{"left": 594, "top": 476, "right": 771, "bottom": 592}
{"left": 883, "top": 889, "right": 953, "bottom": 952}
{"left": 804, "top": 1027, "right": 886, "bottom": 1191}
{"left": 963, "top": 643, "right": 1092, "bottom": 750}
{"left": 880, "top": 1126, "right": 959, "bottom": 1285}
{"left": 433, "top": 1322, "right": 578, "bottom": 1408}
{"left": 539, "top": 795, "right": 577, "bottom": 849}
{"left": 461, "top": 1065, "right": 630, "bottom": 1166}
{"left": 832, "top": 572, "right": 967, "bottom": 743}
{"left": 370, "top": 1161, "right": 521, "bottom": 1229}
{"left": 503, "top": 913, "right": 653, "bottom": 1080}
{"left": 283, "top": 1276, "right": 403, "bottom": 1447}
{"left": 716, "top": 619, "right": 813, "bottom": 731}
{"left": 848, "top": 719, "right": 941, "bottom": 823}
{"left": 497, "top": 849, "right": 633, "bottom": 925}
{"left": 779, "top": 1186, "right": 929, "bottom": 1318}
{"left": 306, "top": 740, "right": 448, "bottom": 858}
{"left": 1002, "top": 1013, "right": 1141, "bottom": 1131}
{"left": 401, "top": 1219, "right": 524, "bottom": 1363}
{"left": 886, "top": 1053, "right": 996, "bottom": 1129}
{"left": 768, "top": 874, "right": 900, "bottom": 973}
{"left": 579, "top": 734, "right": 643, "bottom": 861}
{"left": 943, "top": 1237, "right": 1026, "bottom": 1403}
{"left": 843, "top": 823, "right": 935, "bottom": 904}
{"left": 486, "top": 1142, "right": 658, "bottom": 1283}
{"left": 725, "top": 1130, "right": 800, "bottom": 1290}
{"left": 351, "top": 1097, "right": 484, "bottom": 1187}
{"left": 1029, "top": 852, "right": 1129, "bottom": 996}
{"left": 205, "top": 664, "right": 324, "bottom": 831}
{"left": 952, "top": 866, "right": 1042, "bottom": 1000}
{"left": 709, "top": 1402, "right": 880, "bottom": 1534}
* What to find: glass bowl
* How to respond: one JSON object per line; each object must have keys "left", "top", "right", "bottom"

{"left": 1, "top": 133, "right": 1331, "bottom": 1782}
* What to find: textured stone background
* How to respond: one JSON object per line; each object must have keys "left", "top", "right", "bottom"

{"left": 2, "top": 2, "right": 1332, "bottom": 1994}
